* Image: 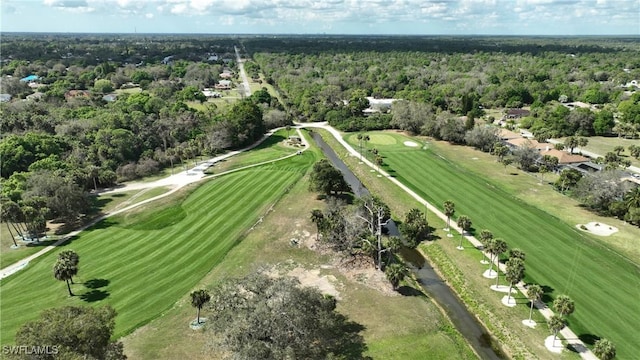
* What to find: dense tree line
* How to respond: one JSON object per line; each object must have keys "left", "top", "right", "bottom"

{"left": 252, "top": 37, "right": 639, "bottom": 137}
{"left": 1, "top": 40, "right": 287, "bottom": 230}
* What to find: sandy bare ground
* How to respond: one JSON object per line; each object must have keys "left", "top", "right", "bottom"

{"left": 404, "top": 140, "right": 419, "bottom": 147}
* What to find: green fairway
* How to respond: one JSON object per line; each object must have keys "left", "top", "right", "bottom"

{"left": 345, "top": 132, "right": 640, "bottom": 359}
{"left": 206, "top": 129, "right": 299, "bottom": 174}
{"left": 0, "top": 152, "right": 314, "bottom": 345}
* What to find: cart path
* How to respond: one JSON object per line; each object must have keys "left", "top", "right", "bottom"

{"left": 301, "top": 122, "right": 598, "bottom": 360}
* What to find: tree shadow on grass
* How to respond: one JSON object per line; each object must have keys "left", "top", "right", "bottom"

{"left": 80, "top": 289, "right": 110, "bottom": 302}
{"left": 330, "top": 316, "right": 370, "bottom": 360}
{"left": 578, "top": 333, "right": 601, "bottom": 346}
{"left": 80, "top": 278, "right": 110, "bottom": 302}
{"left": 84, "top": 278, "right": 110, "bottom": 289}
{"left": 540, "top": 284, "right": 555, "bottom": 303}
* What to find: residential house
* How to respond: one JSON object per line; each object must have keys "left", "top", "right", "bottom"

{"left": 26, "top": 92, "right": 44, "bottom": 101}
{"left": 219, "top": 69, "right": 233, "bottom": 79}
{"left": 20, "top": 75, "right": 39, "bottom": 83}
{"left": 202, "top": 89, "right": 222, "bottom": 98}
{"left": 102, "top": 93, "right": 118, "bottom": 102}
{"left": 214, "top": 80, "right": 232, "bottom": 90}
{"left": 505, "top": 138, "right": 552, "bottom": 151}
{"left": 505, "top": 108, "right": 530, "bottom": 119}
{"left": 539, "top": 148, "right": 588, "bottom": 165}
{"left": 497, "top": 128, "right": 521, "bottom": 141}
{"left": 363, "top": 97, "right": 397, "bottom": 115}
{"left": 64, "top": 90, "right": 91, "bottom": 100}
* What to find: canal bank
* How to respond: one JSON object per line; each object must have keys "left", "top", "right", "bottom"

{"left": 310, "top": 131, "right": 503, "bottom": 360}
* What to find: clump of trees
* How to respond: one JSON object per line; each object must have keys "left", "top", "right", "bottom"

{"left": 308, "top": 159, "right": 351, "bottom": 197}
{"left": 206, "top": 273, "right": 366, "bottom": 359}
{"left": 14, "top": 305, "right": 126, "bottom": 360}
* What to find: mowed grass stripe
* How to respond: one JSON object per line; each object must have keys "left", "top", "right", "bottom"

{"left": 0, "top": 163, "right": 308, "bottom": 344}
{"left": 375, "top": 140, "right": 639, "bottom": 358}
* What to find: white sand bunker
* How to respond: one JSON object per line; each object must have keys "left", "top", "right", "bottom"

{"left": 576, "top": 222, "right": 618, "bottom": 236}
{"left": 404, "top": 141, "right": 419, "bottom": 147}
{"left": 545, "top": 335, "right": 563, "bottom": 353}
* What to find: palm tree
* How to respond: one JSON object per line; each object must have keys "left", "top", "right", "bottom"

{"left": 509, "top": 248, "right": 526, "bottom": 261}
{"left": 526, "top": 284, "right": 543, "bottom": 323}
{"left": 1, "top": 198, "right": 19, "bottom": 248}
{"left": 456, "top": 215, "right": 471, "bottom": 250}
{"left": 539, "top": 165, "right": 549, "bottom": 184}
{"left": 310, "top": 209, "right": 324, "bottom": 241}
{"left": 548, "top": 315, "right": 566, "bottom": 346}
{"left": 190, "top": 289, "right": 211, "bottom": 324}
{"left": 577, "top": 137, "right": 589, "bottom": 151}
{"left": 491, "top": 239, "right": 508, "bottom": 284}
{"left": 504, "top": 257, "right": 525, "bottom": 304}
{"left": 553, "top": 295, "right": 575, "bottom": 318}
{"left": 363, "top": 134, "right": 370, "bottom": 160}
{"left": 53, "top": 259, "right": 75, "bottom": 296}
{"left": 624, "top": 187, "right": 640, "bottom": 209}
{"left": 593, "top": 338, "right": 616, "bottom": 360}
{"left": 487, "top": 238, "right": 506, "bottom": 272}
{"left": 565, "top": 136, "right": 579, "bottom": 154}
{"left": 385, "top": 263, "right": 408, "bottom": 290}
{"left": 443, "top": 200, "right": 455, "bottom": 235}
{"left": 357, "top": 133, "right": 364, "bottom": 161}
{"left": 614, "top": 145, "right": 624, "bottom": 156}
{"left": 478, "top": 229, "right": 493, "bottom": 264}
{"left": 386, "top": 236, "right": 402, "bottom": 264}
{"left": 58, "top": 250, "right": 80, "bottom": 284}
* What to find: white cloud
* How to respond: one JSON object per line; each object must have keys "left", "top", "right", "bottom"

{"left": 170, "top": 3, "right": 188, "bottom": 14}
{"left": 29, "top": 0, "right": 639, "bottom": 34}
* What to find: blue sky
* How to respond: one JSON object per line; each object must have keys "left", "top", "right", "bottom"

{"left": 1, "top": 0, "right": 639, "bottom": 35}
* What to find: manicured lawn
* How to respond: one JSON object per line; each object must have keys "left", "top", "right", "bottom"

{"left": 345, "top": 132, "right": 640, "bottom": 359}
{"left": 0, "top": 153, "right": 314, "bottom": 345}
{"left": 120, "top": 130, "right": 475, "bottom": 359}
{"left": 206, "top": 130, "right": 300, "bottom": 174}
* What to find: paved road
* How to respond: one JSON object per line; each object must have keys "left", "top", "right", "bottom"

{"left": 234, "top": 45, "right": 251, "bottom": 97}
{"left": 302, "top": 122, "right": 598, "bottom": 360}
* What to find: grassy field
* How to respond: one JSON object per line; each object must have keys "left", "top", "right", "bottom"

{"left": 121, "top": 131, "right": 474, "bottom": 359}
{"left": 344, "top": 131, "right": 640, "bottom": 359}
{"left": 0, "top": 151, "right": 314, "bottom": 345}
{"left": 205, "top": 129, "right": 300, "bottom": 174}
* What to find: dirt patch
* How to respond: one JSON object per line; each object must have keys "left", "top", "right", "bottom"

{"left": 339, "top": 263, "right": 397, "bottom": 297}
{"left": 288, "top": 267, "right": 342, "bottom": 300}
{"left": 576, "top": 221, "right": 618, "bottom": 236}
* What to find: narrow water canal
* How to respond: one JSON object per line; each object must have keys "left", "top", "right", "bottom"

{"left": 310, "top": 131, "right": 502, "bottom": 360}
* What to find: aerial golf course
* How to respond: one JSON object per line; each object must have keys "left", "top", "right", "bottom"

{"left": 0, "top": 150, "right": 314, "bottom": 344}
{"left": 346, "top": 131, "right": 640, "bottom": 360}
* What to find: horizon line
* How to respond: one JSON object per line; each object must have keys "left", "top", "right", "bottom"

{"left": 1, "top": 31, "right": 639, "bottom": 37}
